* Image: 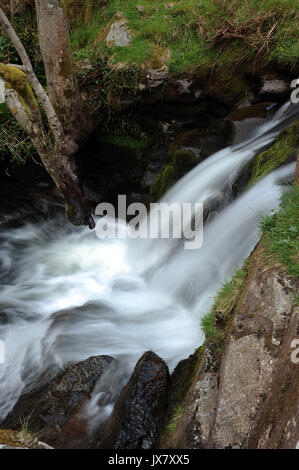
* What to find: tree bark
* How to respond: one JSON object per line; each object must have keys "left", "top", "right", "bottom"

{"left": 35, "top": 0, "right": 92, "bottom": 143}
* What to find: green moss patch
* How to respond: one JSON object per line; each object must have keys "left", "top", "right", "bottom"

{"left": 248, "top": 121, "right": 299, "bottom": 186}
{"left": 152, "top": 148, "right": 198, "bottom": 200}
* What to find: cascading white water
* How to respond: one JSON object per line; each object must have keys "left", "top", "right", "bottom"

{"left": 0, "top": 102, "right": 298, "bottom": 424}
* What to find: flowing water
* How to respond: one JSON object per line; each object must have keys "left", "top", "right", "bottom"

{"left": 0, "top": 102, "right": 298, "bottom": 425}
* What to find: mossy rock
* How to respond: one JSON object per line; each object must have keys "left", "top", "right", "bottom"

{"left": 173, "top": 147, "right": 198, "bottom": 175}
{"left": 152, "top": 148, "right": 199, "bottom": 200}
{"left": 143, "top": 46, "right": 171, "bottom": 71}
{"left": 248, "top": 120, "right": 299, "bottom": 186}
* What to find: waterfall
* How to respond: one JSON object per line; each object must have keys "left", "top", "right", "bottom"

{"left": 0, "top": 102, "right": 298, "bottom": 423}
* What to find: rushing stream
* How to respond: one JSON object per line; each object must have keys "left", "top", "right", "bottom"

{"left": 0, "top": 102, "right": 298, "bottom": 426}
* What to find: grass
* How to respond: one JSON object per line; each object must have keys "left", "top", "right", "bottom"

{"left": 98, "top": 114, "right": 151, "bottom": 159}
{"left": 99, "top": 133, "right": 149, "bottom": 159}
{"left": 201, "top": 185, "right": 299, "bottom": 344}
{"left": 0, "top": 104, "right": 38, "bottom": 165}
{"left": 260, "top": 185, "right": 299, "bottom": 277}
{"left": 69, "top": 0, "right": 299, "bottom": 74}
{"left": 166, "top": 404, "right": 184, "bottom": 436}
{"left": 16, "top": 412, "right": 39, "bottom": 447}
{"left": 200, "top": 260, "right": 250, "bottom": 345}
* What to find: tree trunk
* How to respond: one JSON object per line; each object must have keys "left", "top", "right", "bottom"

{"left": 0, "top": 5, "right": 95, "bottom": 227}
{"left": 35, "top": 0, "right": 92, "bottom": 143}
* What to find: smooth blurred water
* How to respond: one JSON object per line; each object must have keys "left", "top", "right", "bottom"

{"left": 0, "top": 102, "right": 298, "bottom": 424}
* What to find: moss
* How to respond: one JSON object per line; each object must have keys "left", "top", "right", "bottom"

{"left": 0, "top": 64, "right": 37, "bottom": 116}
{"left": 66, "top": 203, "right": 76, "bottom": 220}
{"left": 248, "top": 122, "right": 299, "bottom": 186}
{"left": 152, "top": 148, "right": 198, "bottom": 200}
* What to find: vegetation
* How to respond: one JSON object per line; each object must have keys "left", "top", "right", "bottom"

{"left": 200, "top": 260, "right": 250, "bottom": 345}
{"left": 152, "top": 148, "right": 198, "bottom": 200}
{"left": 260, "top": 185, "right": 299, "bottom": 277}
{"left": 201, "top": 185, "right": 299, "bottom": 345}
{"left": 249, "top": 122, "right": 299, "bottom": 186}
{"left": 70, "top": 0, "right": 298, "bottom": 73}
{"left": 0, "top": 105, "right": 37, "bottom": 164}
{"left": 16, "top": 412, "right": 39, "bottom": 447}
{"left": 98, "top": 115, "right": 151, "bottom": 159}
{"left": 165, "top": 404, "right": 184, "bottom": 436}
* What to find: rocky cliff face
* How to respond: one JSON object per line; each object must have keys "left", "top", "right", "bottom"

{"left": 160, "top": 243, "right": 299, "bottom": 449}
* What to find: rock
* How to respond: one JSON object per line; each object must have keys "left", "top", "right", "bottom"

{"left": 226, "top": 102, "right": 277, "bottom": 145}
{"left": 142, "top": 47, "right": 171, "bottom": 89}
{"left": 146, "top": 69, "right": 168, "bottom": 88}
{"left": 172, "top": 127, "right": 228, "bottom": 159}
{"left": 259, "top": 79, "right": 290, "bottom": 101}
{"left": 226, "top": 102, "right": 276, "bottom": 121}
{"left": 75, "top": 58, "right": 92, "bottom": 72}
{"left": 152, "top": 147, "right": 200, "bottom": 200}
{"left": 98, "top": 351, "right": 169, "bottom": 449}
{"left": 0, "top": 355, "right": 114, "bottom": 448}
{"left": 235, "top": 98, "right": 253, "bottom": 110}
{"left": 105, "top": 14, "right": 133, "bottom": 47}
{"left": 163, "top": 242, "right": 299, "bottom": 449}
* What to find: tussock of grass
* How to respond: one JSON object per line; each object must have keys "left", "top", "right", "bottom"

{"left": 166, "top": 404, "right": 184, "bottom": 436}
{"left": 200, "top": 260, "right": 250, "bottom": 344}
{"left": 260, "top": 186, "right": 299, "bottom": 277}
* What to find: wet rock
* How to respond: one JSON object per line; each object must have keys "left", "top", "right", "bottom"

{"left": 259, "top": 79, "right": 290, "bottom": 101}
{"left": 226, "top": 102, "right": 277, "bottom": 145}
{"left": 1, "top": 355, "right": 114, "bottom": 448}
{"left": 226, "top": 102, "right": 277, "bottom": 121}
{"left": 172, "top": 127, "right": 228, "bottom": 159}
{"left": 98, "top": 351, "right": 169, "bottom": 449}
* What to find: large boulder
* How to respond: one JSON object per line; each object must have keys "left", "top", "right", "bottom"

{"left": 98, "top": 351, "right": 169, "bottom": 449}
{"left": 0, "top": 355, "right": 114, "bottom": 448}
